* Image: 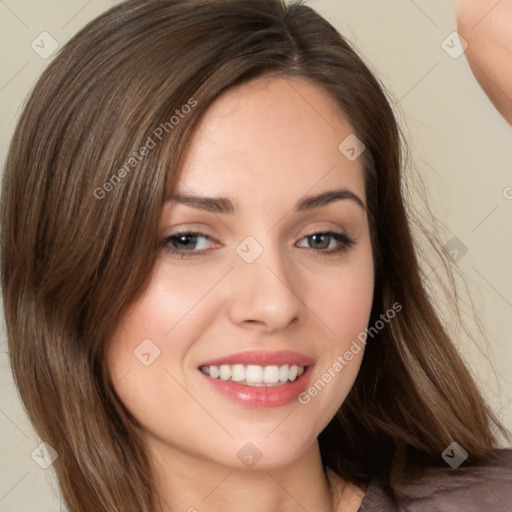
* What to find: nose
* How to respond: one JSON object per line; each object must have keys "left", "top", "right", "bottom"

{"left": 227, "top": 241, "right": 302, "bottom": 333}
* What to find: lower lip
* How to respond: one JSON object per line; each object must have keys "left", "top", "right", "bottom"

{"left": 198, "top": 366, "right": 314, "bottom": 408}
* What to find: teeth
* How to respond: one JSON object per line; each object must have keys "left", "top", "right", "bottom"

{"left": 200, "top": 364, "right": 306, "bottom": 386}
{"left": 279, "top": 364, "right": 289, "bottom": 382}
{"left": 231, "top": 364, "right": 245, "bottom": 382}
{"left": 219, "top": 365, "right": 231, "bottom": 380}
{"left": 246, "top": 364, "right": 263, "bottom": 384}
{"left": 263, "top": 365, "right": 279, "bottom": 383}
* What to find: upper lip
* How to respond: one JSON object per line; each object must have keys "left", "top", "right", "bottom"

{"left": 198, "top": 350, "right": 315, "bottom": 368}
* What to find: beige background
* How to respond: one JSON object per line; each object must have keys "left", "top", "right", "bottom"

{"left": 1, "top": 0, "right": 511, "bottom": 510}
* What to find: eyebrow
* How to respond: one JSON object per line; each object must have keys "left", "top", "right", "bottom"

{"left": 167, "top": 188, "right": 366, "bottom": 214}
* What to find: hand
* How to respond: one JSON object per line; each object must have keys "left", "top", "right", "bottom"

{"left": 456, "top": 0, "right": 512, "bottom": 125}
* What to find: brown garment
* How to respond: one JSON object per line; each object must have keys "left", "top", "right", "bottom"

{"left": 358, "top": 449, "right": 512, "bottom": 511}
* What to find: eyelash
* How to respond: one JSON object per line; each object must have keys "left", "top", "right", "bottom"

{"left": 160, "top": 230, "right": 355, "bottom": 259}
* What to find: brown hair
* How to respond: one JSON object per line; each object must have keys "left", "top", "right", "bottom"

{"left": 1, "top": 0, "right": 508, "bottom": 510}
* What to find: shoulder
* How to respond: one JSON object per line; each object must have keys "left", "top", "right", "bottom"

{"left": 394, "top": 449, "right": 512, "bottom": 511}
{"left": 358, "top": 449, "right": 512, "bottom": 512}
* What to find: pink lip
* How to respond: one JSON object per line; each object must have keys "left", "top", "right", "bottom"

{"left": 197, "top": 350, "right": 315, "bottom": 368}
{"left": 198, "top": 365, "right": 314, "bottom": 408}
{"left": 197, "top": 350, "right": 315, "bottom": 408}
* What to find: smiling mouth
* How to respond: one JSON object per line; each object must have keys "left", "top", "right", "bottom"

{"left": 199, "top": 363, "right": 307, "bottom": 387}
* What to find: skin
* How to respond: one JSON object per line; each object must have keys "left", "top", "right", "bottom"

{"left": 456, "top": 0, "right": 512, "bottom": 125}
{"left": 106, "top": 75, "right": 373, "bottom": 512}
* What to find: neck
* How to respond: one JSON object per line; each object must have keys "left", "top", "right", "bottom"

{"left": 148, "top": 437, "right": 337, "bottom": 512}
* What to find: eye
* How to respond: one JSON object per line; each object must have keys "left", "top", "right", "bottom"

{"left": 296, "top": 231, "right": 355, "bottom": 256}
{"left": 161, "top": 230, "right": 355, "bottom": 259}
{"left": 161, "top": 231, "right": 217, "bottom": 258}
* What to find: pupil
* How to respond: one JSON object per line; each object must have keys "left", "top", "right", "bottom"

{"left": 178, "top": 234, "right": 195, "bottom": 248}
{"left": 311, "top": 234, "right": 328, "bottom": 249}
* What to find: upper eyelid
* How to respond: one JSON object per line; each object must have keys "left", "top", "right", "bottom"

{"left": 164, "top": 228, "right": 348, "bottom": 239}
{"left": 163, "top": 229, "right": 353, "bottom": 250}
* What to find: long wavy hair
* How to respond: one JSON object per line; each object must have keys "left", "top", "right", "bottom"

{"left": 1, "top": 0, "right": 508, "bottom": 510}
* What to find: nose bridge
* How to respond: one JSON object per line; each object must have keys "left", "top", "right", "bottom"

{"left": 227, "top": 232, "right": 302, "bottom": 330}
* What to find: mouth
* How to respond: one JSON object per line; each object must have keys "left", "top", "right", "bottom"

{"left": 199, "top": 363, "right": 306, "bottom": 387}
{"left": 196, "top": 350, "right": 315, "bottom": 407}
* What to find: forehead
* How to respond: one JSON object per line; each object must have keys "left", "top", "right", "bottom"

{"left": 173, "top": 75, "right": 366, "bottom": 205}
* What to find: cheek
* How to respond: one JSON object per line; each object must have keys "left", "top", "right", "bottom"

{"left": 108, "top": 258, "right": 222, "bottom": 361}
{"left": 105, "top": 294, "right": 211, "bottom": 449}
{"left": 314, "top": 246, "right": 374, "bottom": 346}
{"left": 104, "top": 267, "right": 218, "bottom": 425}
{"left": 298, "top": 245, "right": 373, "bottom": 417}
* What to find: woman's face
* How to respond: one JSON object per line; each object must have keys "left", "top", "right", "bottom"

{"left": 107, "top": 75, "right": 374, "bottom": 470}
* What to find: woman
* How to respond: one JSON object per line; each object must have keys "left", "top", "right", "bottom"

{"left": 1, "top": 0, "right": 511, "bottom": 511}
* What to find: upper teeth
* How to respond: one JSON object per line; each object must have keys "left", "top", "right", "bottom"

{"left": 200, "top": 364, "right": 305, "bottom": 386}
